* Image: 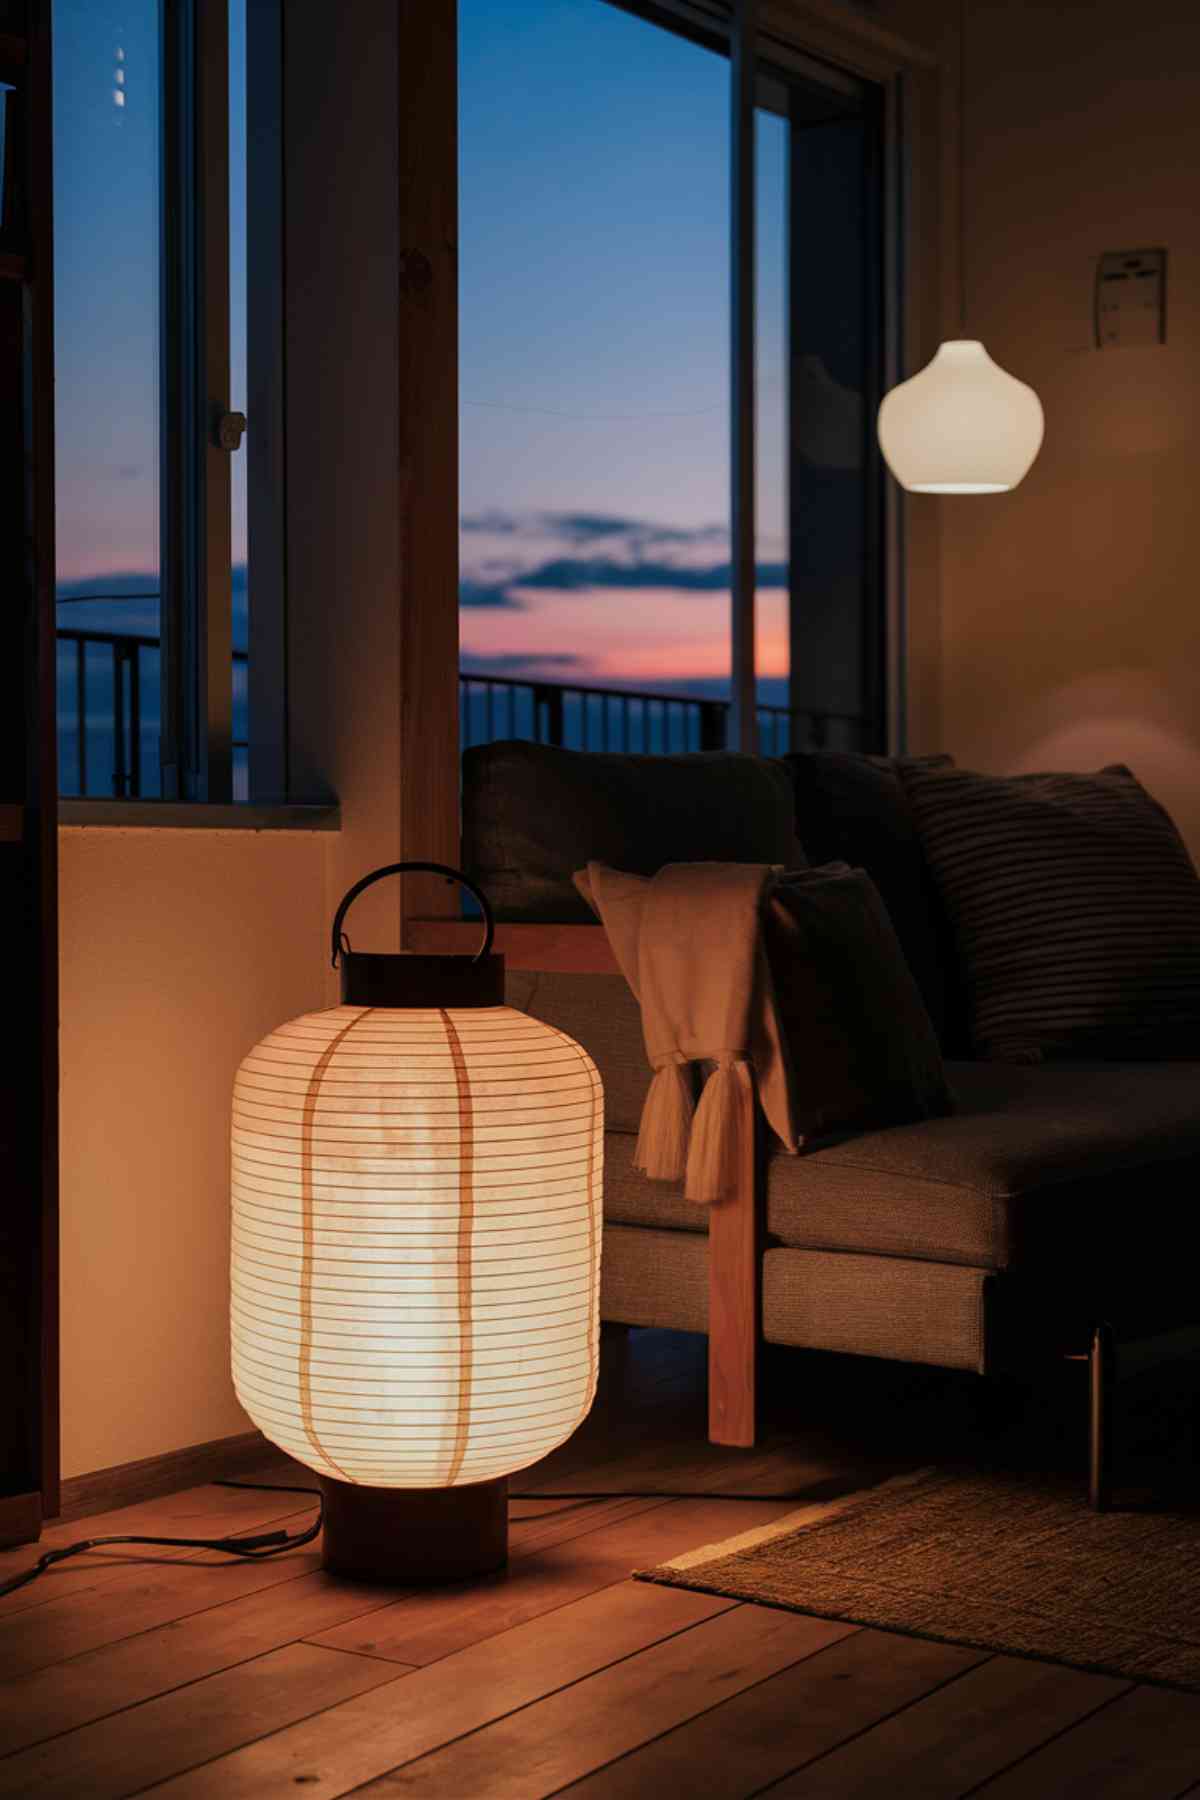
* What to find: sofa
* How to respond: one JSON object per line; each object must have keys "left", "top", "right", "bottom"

{"left": 446, "top": 740, "right": 1200, "bottom": 1509}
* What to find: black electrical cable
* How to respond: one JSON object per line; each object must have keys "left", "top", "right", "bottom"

{"left": 0, "top": 1479, "right": 323, "bottom": 1602}
{"left": 509, "top": 1490, "right": 821, "bottom": 1502}
{"left": 0, "top": 1477, "right": 818, "bottom": 1602}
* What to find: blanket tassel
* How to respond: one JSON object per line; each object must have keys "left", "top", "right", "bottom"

{"left": 635, "top": 1062, "right": 694, "bottom": 1183}
{"left": 685, "top": 1059, "right": 754, "bottom": 1205}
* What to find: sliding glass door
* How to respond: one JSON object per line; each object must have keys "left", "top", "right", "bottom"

{"left": 458, "top": 0, "right": 889, "bottom": 762}
{"left": 458, "top": 0, "right": 730, "bottom": 755}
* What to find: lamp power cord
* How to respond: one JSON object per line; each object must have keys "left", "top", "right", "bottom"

{"left": 0, "top": 1481, "right": 324, "bottom": 1602}
{"left": 0, "top": 1478, "right": 818, "bottom": 1601}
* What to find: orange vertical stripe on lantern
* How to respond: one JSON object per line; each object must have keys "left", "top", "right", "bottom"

{"left": 230, "top": 1002, "right": 603, "bottom": 1488}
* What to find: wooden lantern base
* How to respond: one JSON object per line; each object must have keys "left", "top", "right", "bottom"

{"left": 317, "top": 1474, "right": 508, "bottom": 1584}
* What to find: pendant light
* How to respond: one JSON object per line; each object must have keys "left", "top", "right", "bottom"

{"left": 877, "top": 1, "right": 1043, "bottom": 494}
{"left": 231, "top": 864, "right": 603, "bottom": 1583}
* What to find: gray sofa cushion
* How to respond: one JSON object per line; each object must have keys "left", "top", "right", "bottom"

{"left": 600, "top": 1225, "right": 990, "bottom": 1370}
{"left": 779, "top": 750, "right": 960, "bottom": 1049}
{"left": 903, "top": 760, "right": 1200, "bottom": 1063}
{"left": 464, "top": 740, "right": 801, "bottom": 922}
{"left": 601, "top": 1059, "right": 1200, "bottom": 1276}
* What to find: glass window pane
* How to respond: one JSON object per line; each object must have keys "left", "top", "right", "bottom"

{"left": 459, "top": 0, "right": 730, "bottom": 758}
{"left": 53, "top": 0, "right": 161, "bottom": 797}
{"left": 755, "top": 103, "right": 789, "bottom": 754}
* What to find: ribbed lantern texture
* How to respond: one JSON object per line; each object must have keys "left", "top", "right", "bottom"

{"left": 231, "top": 1004, "right": 603, "bottom": 1487}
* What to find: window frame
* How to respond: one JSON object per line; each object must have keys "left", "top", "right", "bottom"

{"left": 54, "top": 0, "right": 284, "bottom": 808}
{"left": 159, "top": 0, "right": 234, "bottom": 803}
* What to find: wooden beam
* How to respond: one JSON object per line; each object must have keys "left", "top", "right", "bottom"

{"left": 707, "top": 1092, "right": 760, "bottom": 1448}
{"left": 397, "top": 0, "right": 460, "bottom": 926}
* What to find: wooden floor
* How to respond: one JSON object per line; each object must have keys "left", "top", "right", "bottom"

{"left": 2, "top": 1329, "right": 1200, "bottom": 1799}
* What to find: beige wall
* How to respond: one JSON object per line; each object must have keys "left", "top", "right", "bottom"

{"left": 58, "top": 826, "right": 335, "bottom": 1479}
{"left": 883, "top": 0, "right": 1200, "bottom": 854}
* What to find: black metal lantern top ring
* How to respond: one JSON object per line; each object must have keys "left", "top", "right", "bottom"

{"left": 330, "top": 862, "right": 503, "bottom": 1009}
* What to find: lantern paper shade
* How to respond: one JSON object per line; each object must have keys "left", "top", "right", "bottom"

{"left": 877, "top": 339, "right": 1044, "bottom": 494}
{"left": 231, "top": 1003, "right": 603, "bottom": 1489}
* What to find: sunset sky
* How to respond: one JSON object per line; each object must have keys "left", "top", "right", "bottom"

{"left": 53, "top": 0, "right": 792, "bottom": 697}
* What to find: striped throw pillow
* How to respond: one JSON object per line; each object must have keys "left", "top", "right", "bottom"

{"left": 901, "top": 763, "right": 1200, "bottom": 1063}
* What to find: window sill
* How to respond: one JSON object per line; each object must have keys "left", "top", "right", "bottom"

{"left": 57, "top": 800, "right": 340, "bottom": 832}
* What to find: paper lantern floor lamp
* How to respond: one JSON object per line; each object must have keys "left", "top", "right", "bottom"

{"left": 231, "top": 863, "right": 603, "bottom": 1583}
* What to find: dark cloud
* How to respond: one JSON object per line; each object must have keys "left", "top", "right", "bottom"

{"left": 459, "top": 508, "right": 729, "bottom": 549}
{"left": 459, "top": 580, "right": 525, "bottom": 609}
{"left": 514, "top": 558, "right": 787, "bottom": 593}
{"left": 56, "top": 571, "right": 160, "bottom": 601}
{"left": 460, "top": 652, "right": 581, "bottom": 672}
{"left": 548, "top": 512, "right": 728, "bottom": 548}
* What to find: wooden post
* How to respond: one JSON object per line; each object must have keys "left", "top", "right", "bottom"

{"left": 397, "top": 0, "right": 461, "bottom": 928}
{"left": 707, "top": 1090, "right": 760, "bottom": 1449}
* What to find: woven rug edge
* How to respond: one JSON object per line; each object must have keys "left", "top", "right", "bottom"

{"left": 631, "top": 1562, "right": 1199, "bottom": 1697}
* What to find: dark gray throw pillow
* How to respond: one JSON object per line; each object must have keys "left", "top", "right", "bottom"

{"left": 778, "top": 750, "right": 961, "bottom": 1050}
{"left": 463, "top": 740, "right": 802, "bottom": 921}
{"left": 767, "top": 864, "right": 955, "bottom": 1142}
{"left": 901, "top": 761, "right": 1200, "bottom": 1063}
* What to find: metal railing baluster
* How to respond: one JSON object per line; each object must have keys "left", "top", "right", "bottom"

{"left": 129, "top": 647, "right": 141, "bottom": 798}
{"left": 75, "top": 639, "right": 86, "bottom": 795}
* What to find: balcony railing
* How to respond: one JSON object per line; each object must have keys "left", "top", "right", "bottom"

{"left": 57, "top": 629, "right": 250, "bottom": 799}
{"left": 56, "top": 628, "right": 868, "bottom": 798}
{"left": 459, "top": 671, "right": 866, "bottom": 758}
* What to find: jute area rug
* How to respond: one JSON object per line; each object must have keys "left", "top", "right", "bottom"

{"left": 636, "top": 1468, "right": 1200, "bottom": 1693}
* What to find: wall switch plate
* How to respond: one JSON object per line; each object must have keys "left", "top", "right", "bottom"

{"left": 1095, "top": 248, "right": 1167, "bottom": 348}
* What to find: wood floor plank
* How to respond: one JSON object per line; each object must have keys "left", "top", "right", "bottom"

{"left": 350, "top": 1604, "right": 858, "bottom": 1798}
{"left": 0, "top": 1497, "right": 685, "bottom": 1757}
{"left": 0, "top": 1642, "right": 401, "bottom": 1800}
{"left": 761, "top": 1652, "right": 1129, "bottom": 1798}
{"left": 309, "top": 1497, "right": 797, "bottom": 1666}
{"left": 0, "top": 1543, "right": 326, "bottom": 1682}
{"left": 0, "top": 1492, "right": 638, "bottom": 1685}
{"left": 552, "top": 1627, "right": 986, "bottom": 1800}
{"left": 966, "top": 1682, "right": 1200, "bottom": 1799}
{"left": 0, "top": 1566, "right": 402, "bottom": 1757}
{"left": 143, "top": 1581, "right": 734, "bottom": 1799}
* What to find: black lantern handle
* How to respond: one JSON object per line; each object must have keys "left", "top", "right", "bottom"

{"left": 330, "top": 862, "right": 495, "bottom": 969}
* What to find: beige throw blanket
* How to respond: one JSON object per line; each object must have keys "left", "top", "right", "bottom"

{"left": 574, "top": 860, "right": 798, "bottom": 1204}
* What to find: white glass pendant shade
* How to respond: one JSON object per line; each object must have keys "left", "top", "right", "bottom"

{"left": 877, "top": 339, "right": 1044, "bottom": 494}
{"left": 231, "top": 1004, "right": 603, "bottom": 1488}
